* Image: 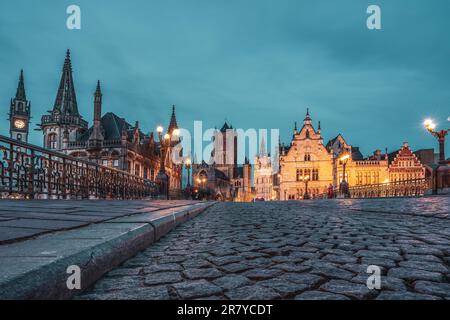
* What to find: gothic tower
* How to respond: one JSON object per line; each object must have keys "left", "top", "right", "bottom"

{"left": 39, "top": 50, "right": 88, "bottom": 151}
{"left": 167, "top": 105, "right": 178, "bottom": 135}
{"left": 87, "top": 81, "right": 104, "bottom": 151}
{"left": 9, "top": 70, "right": 31, "bottom": 142}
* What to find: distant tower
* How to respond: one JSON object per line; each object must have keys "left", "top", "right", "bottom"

{"left": 87, "top": 81, "right": 104, "bottom": 151}
{"left": 167, "top": 105, "right": 178, "bottom": 135}
{"left": 9, "top": 70, "right": 31, "bottom": 142}
{"left": 39, "top": 49, "right": 88, "bottom": 151}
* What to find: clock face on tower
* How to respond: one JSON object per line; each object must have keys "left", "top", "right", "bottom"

{"left": 13, "top": 119, "right": 26, "bottom": 129}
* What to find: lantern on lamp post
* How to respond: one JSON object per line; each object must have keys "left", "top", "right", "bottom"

{"left": 299, "top": 174, "right": 310, "bottom": 200}
{"left": 424, "top": 119, "right": 448, "bottom": 164}
{"left": 339, "top": 154, "right": 350, "bottom": 198}
{"left": 185, "top": 156, "right": 192, "bottom": 188}
{"left": 155, "top": 126, "right": 171, "bottom": 200}
{"left": 424, "top": 119, "right": 449, "bottom": 195}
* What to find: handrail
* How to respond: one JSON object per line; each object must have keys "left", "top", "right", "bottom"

{"left": 315, "top": 178, "right": 431, "bottom": 199}
{"left": 0, "top": 134, "right": 158, "bottom": 199}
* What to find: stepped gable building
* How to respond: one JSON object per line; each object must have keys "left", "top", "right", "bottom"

{"left": 8, "top": 70, "right": 31, "bottom": 143}
{"left": 38, "top": 50, "right": 182, "bottom": 191}
{"left": 192, "top": 122, "right": 252, "bottom": 201}
{"left": 279, "top": 109, "right": 333, "bottom": 200}
{"left": 388, "top": 142, "right": 426, "bottom": 182}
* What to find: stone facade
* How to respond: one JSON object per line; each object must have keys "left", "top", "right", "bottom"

{"left": 192, "top": 122, "right": 252, "bottom": 201}
{"left": 37, "top": 50, "right": 182, "bottom": 192}
{"left": 254, "top": 137, "right": 277, "bottom": 200}
{"left": 279, "top": 110, "right": 333, "bottom": 200}
{"left": 8, "top": 70, "right": 31, "bottom": 143}
{"left": 388, "top": 142, "right": 426, "bottom": 182}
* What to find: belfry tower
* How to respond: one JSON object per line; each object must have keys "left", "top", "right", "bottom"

{"left": 39, "top": 49, "right": 88, "bottom": 151}
{"left": 9, "top": 70, "right": 31, "bottom": 142}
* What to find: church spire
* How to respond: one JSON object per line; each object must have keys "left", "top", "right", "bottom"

{"left": 259, "top": 136, "right": 267, "bottom": 157}
{"left": 15, "top": 69, "right": 26, "bottom": 101}
{"left": 303, "top": 108, "right": 312, "bottom": 125}
{"left": 168, "top": 105, "right": 178, "bottom": 134}
{"left": 53, "top": 49, "right": 79, "bottom": 116}
{"left": 88, "top": 81, "right": 104, "bottom": 145}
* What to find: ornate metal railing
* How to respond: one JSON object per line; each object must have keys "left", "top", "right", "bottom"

{"left": 0, "top": 135, "right": 158, "bottom": 199}
{"left": 348, "top": 178, "right": 431, "bottom": 198}
{"left": 316, "top": 178, "right": 431, "bottom": 199}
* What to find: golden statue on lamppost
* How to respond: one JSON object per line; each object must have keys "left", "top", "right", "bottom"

{"left": 338, "top": 154, "right": 350, "bottom": 198}
{"left": 155, "top": 125, "right": 180, "bottom": 199}
{"left": 424, "top": 119, "right": 448, "bottom": 164}
{"left": 424, "top": 118, "right": 450, "bottom": 194}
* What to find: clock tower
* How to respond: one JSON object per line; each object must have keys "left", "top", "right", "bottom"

{"left": 9, "top": 70, "right": 31, "bottom": 142}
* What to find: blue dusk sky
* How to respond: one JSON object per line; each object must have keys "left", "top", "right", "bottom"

{"left": 0, "top": 0, "right": 449, "bottom": 158}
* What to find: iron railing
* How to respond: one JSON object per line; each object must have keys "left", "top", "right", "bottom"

{"left": 316, "top": 178, "right": 431, "bottom": 199}
{"left": 0, "top": 135, "right": 158, "bottom": 199}
{"left": 347, "top": 178, "right": 431, "bottom": 198}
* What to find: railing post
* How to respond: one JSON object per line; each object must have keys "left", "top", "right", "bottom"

{"left": 8, "top": 143, "right": 14, "bottom": 196}
{"left": 62, "top": 158, "right": 67, "bottom": 199}
{"left": 28, "top": 149, "right": 35, "bottom": 199}
{"left": 95, "top": 166, "right": 99, "bottom": 199}
{"left": 47, "top": 155, "right": 52, "bottom": 199}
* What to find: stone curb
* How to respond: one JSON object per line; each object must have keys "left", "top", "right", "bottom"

{"left": 0, "top": 202, "right": 216, "bottom": 300}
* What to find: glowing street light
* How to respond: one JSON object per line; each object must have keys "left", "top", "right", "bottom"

{"left": 185, "top": 156, "right": 192, "bottom": 187}
{"left": 339, "top": 153, "right": 350, "bottom": 198}
{"left": 423, "top": 117, "right": 449, "bottom": 195}
{"left": 299, "top": 175, "right": 310, "bottom": 199}
{"left": 423, "top": 118, "right": 448, "bottom": 163}
{"left": 155, "top": 126, "right": 172, "bottom": 200}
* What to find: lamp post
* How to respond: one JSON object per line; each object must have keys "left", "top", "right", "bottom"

{"left": 339, "top": 154, "right": 350, "bottom": 198}
{"left": 299, "top": 175, "right": 310, "bottom": 199}
{"left": 424, "top": 119, "right": 449, "bottom": 195}
{"left": 424, "top": 119, "right": 448, "bottom": 164}
{"left": 156, "top": 126, "right": 171, "bottom": 200}
{"left": 185, "top": 156, "right": 191, "bottom": 187}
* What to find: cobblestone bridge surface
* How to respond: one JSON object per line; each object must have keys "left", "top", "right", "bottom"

{"left": 79, "top": 197, "right": 450, "bottom": 300}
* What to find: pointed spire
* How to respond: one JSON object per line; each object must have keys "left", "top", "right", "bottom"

{"left": 93, "top": 80, "right": 102, "bottom": 122}
{"left": 53, "top": 49, "right": 79, "bottom": 116}
{"left": 168, "top": 105, "right": 178, "bottom": 134}
{"left": 260, "top": 136, "right": 267, "bottom": 157}
{"left": 304, "top": 108, "right": 312, "bottom": 125}
{"left": 15, "top": 69, "right": 26, "bottom": 101}
{"left": 294, "top": 121, "right": 298, "bottom": 132}
{"left": 318, "top": 121, "right": 321, "bottom": 132}
{"left": 89, "top": 81, "right": 104, "bottom": 144}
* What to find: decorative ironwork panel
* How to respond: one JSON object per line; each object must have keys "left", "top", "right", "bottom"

{"left": 0, "top": 135, "right": 158, "bottom": 199}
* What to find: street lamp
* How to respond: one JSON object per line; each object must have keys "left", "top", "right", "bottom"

{"left": 299, "top": 175, "right": 310, "bottom": 199}
{"left": 424, "top": 118, "right": 449, "bottom": 195}
{"left": 424, "top": 119, "right": 448, "bottom": 163}
{"left": 185, "top": 156, "right": 191, "bottom": 187}
{"left": 155, "top": 125, "right": 171, "bottom": 200}
{"left": 339, "top": 154, "right": 350, "bottom": 198}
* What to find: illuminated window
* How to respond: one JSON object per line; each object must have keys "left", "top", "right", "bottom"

{"left": 47, "top": 133, "right": 57, "bottom": 149}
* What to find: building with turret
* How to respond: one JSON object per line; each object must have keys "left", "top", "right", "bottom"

{"left": 279, "top": 109, "right": 333, "bottom": 200}
{"left": 8, "top": 70, "right": 31, "bottom": 142}
{"left": 254, "top": 137, "right": 277, "bottom": 200}
{"left": 37, "top": 50, "right": 182, "bottom": 191}
{"left": 192, "top": 122, "right": 252, "bottom": 201}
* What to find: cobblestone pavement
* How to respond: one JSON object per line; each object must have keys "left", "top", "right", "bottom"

{"left": 78, "top": 197, "right": 450, "bottom": 300}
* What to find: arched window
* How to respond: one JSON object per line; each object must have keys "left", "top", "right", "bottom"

{"left": 47, "top": 133, "right": 57, "bottom": 149}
